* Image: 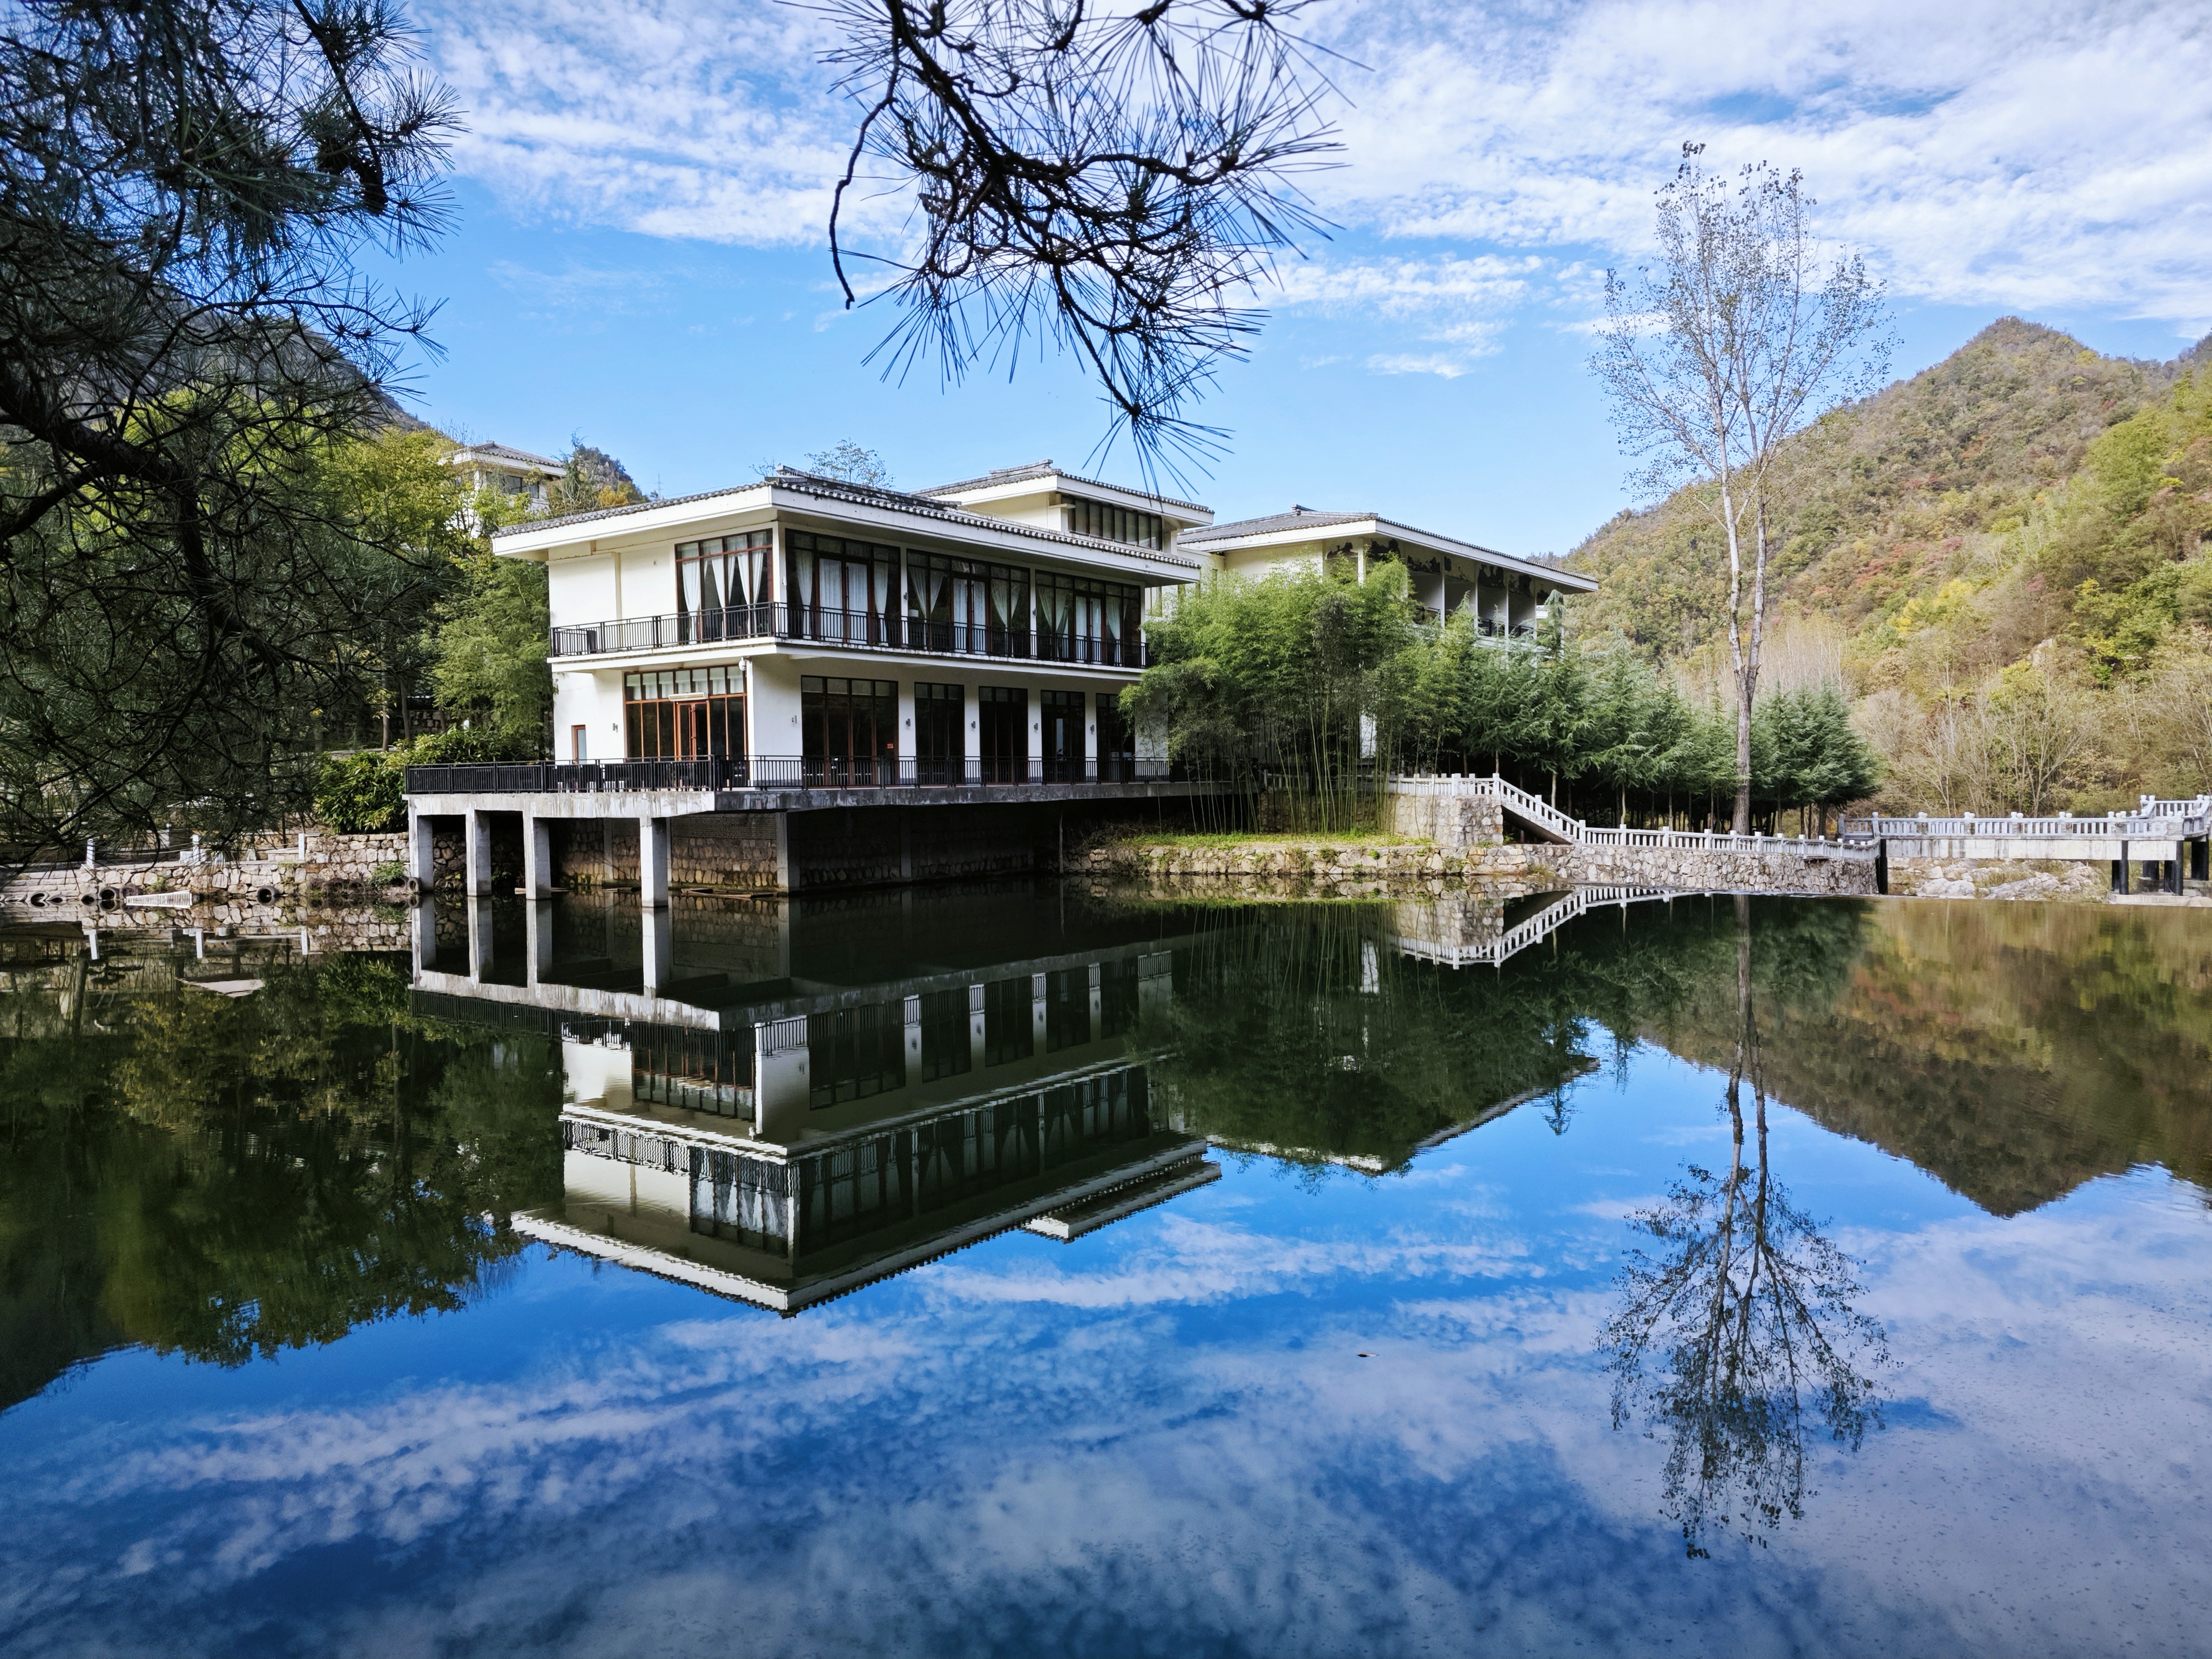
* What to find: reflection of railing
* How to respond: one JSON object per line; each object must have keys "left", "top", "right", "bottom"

{"left": 1396, "top": 886, "right": 1677, "bottom": 969}
{"left": 403, "top": 756, "right": 1177, "bottom": 794}
{"left": 550, "top": 603, "right": 1147, "bottom": 667}
{"left": 1840, "top": 795, "right": 2212, "bottom": 841}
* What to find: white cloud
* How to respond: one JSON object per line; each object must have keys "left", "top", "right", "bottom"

{"left": 413, "top": 0, "right": 2212, "bottom": 343}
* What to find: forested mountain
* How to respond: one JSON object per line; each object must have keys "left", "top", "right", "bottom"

{"left": 1567, "top": 319, "right": 2212, "bottom": 812}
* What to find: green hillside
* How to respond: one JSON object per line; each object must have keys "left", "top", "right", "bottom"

{"left": 1566, "top": 319, "right": 2212, "bottom": 812}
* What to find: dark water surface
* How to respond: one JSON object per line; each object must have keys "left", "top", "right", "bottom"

{"left": 2, "top": 887, "right": 2208, "bottom": 1656}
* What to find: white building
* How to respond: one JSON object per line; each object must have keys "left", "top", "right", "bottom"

{"left": 449, "top": 440, "right": 564, "bottom": 516}
{"left": 485, "top": 461, "right": 1593, "bottom": 782}
{"left": 402, "top": 458, "right": 1594, "bottom": 898}
{"left": 490, "top": 460, "right": 1212, "bottom": 783}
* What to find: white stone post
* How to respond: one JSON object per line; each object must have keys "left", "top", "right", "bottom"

{"left": 639, "top": 814, "right": 670, "bottom": 907}
{"left": 407, "top": 811, "right": 435, "bottom": 887}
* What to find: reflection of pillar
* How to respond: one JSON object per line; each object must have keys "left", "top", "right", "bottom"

{"left": 640, "top": 903, "right": 672, "bottom": 994}
{"left": 969, "top": 982, "right": 986, "bottom": 1072}
{"left": 464, "top": 809, "right": 493, "bottom": 896}
{"left": 466, "top": 895, "right": 492, "bottom": 979}
{"left": 1087, "top": 962, "right": 1102, "bottom": 1044}
{"left": 526, "top": 899, "right": 553, "bottom": 984}
{"left": 639, "top": 814, "right": 670, "bottom": 907}
{"left": 523, "top": 811, "right": 554, "bottom": 898}
{"left": 904, "top": 993, "right": 923, "bottom": 1075}
{"left": 412, "top": 900, "right": 437, "bottom": 973}
{"left": 1031, "top": 972, "right": 1048, "bottom": 1050}
{"left": 408, "top": 811, "right": 435, "bottom": 886}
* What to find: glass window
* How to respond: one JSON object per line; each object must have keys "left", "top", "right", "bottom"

{"left": 915, "top": 682, "right": 965, "bottom": 784}
{"left": 1097, "top": 691, "right": 1134, "bottom": 782}
{"left": 981, "top": 975, "right": 1035, "bottom": 1067}
{"left": 1065, "top": 497, "right": 1162, "bottom": 550}
{"left": 623, "top": 667, "right": 744, "bottom": 760}
{"left": 1035, "top": 572, "right": 1142, "bottom": 665}
{"left": 676, "top": 530, "right": 773, "bottom": 644}
{"left": 907, "top": 552, "right": 1029, "bottom": 657}
{"left": 786, "top": 530, "right": 898, "bottom": 646}
{"left": 977, "top": 686, "right": 1027, "bottom": 784}
{"left": 1041, "top": 689, "right": 1085, "bottom": 782}
{"left": 807, "top": 1004, "right": 906, "bottom": 1108}
{"left": 800, "top": 676, "right": 897, "bottom": 785}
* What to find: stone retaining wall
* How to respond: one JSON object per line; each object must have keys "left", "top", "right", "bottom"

{"left": 1885, "top": 855, "right": 2111, "bottom": 902}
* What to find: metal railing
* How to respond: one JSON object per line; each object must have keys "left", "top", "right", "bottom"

{"left": 1389, "top": 772, "right": 1874, "bottom": 860}
{"left": 550, "top": 603, "right": 1147, "bottom": 667}
{"left": 402, "top": 754, "right": 1175, "bottom": 794}
{"left": 1840, "top": 796, "right": 2212, "bottom": 841}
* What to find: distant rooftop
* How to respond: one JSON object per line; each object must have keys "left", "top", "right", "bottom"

{"left": 454, "top": 440, "right": 563, "bottom": 471}
{"left": 1183, "top": 507, "right": 1596, "bottom": 591}
{"left": 917, "top": 459, "right": 1211, "bottom": 517}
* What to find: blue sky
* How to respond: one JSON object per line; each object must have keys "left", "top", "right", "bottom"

{"left": 382, "top": 0, "right": 2212, "bottom": 555}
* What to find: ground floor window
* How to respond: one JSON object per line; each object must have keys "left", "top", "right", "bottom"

{"left": 801, "top": 676, "right": 896, "bottom": 785}
{"left": 977, "top": 686, "right": 1028, "bottom": 784}
{"left": 1097, "top": 692, "right": 1134, "bottom": 781}
{"left": 625, "top": 666, "right": 744, "bottom": 760}
{"left": 915, "top": 682, "right": 964, "bottom": 784}
{"left": 1041, "top": 689, "right": 1085, "bottom": 782}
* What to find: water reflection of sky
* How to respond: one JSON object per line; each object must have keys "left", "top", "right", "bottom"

{"left": 5, "top": 1041, "right": 2208, "bottom": 1658}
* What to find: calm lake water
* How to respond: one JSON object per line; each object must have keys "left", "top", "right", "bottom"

{"left": 3, "top": 886, "right": 2209, "bottom": 1657}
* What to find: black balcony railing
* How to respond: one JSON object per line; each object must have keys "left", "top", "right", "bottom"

{"left": 402, "top": 756, "right": 1176, "bottom": 794}
{"left": 549, "top": 603, "right": 1143, "bottom": 667}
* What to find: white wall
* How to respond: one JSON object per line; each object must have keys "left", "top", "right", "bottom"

{"left": 748, "top": 655, "right": 804, "bottom": 760}
{"left": 547, "top": 550, "right": 617, "bottom": 629}
{"left": 553, "top": 669, "right": 625, "bottom": 761}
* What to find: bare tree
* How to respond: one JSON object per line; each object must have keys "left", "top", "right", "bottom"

{"left": 821, "top": 0, "right": 1340, "bottom": 478}
{"left": 1601, "top": 901, "right": 1889, "bottom": 1555}
{"left": 1593, "top": 146, "right": 1890, "bottom": 833}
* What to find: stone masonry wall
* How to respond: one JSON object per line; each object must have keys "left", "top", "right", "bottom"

{"left": 1886, "top": 855, "right": 2111, "bottom": 902}
{"left": 1380, "top": 790, "right": 1507, "bottom": 848}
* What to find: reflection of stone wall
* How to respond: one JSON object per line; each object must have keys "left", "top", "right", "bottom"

{"left": 1074, "top": 839, "right": 1874, "bottom": 898}
{"left": 1887, "top": 857, "right": 2110, "bottom": 902}
{"left": 1, "top": 832, "right": 412, "bottom": 918}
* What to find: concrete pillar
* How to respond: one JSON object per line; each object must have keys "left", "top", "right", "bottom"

{"left": 526, "top": 899, "right": 554, "bottom": 984}
{"left": 522, "top": 811, "right": 554, "bottom": 898}
{"left": 969, "top": 981, "right": 987, "bottom": 1073}
{"left": 639, "top": 814, "right": 670, "bottom": 907}
{"left": 1031, "top": 971, "right": 1048, "bottom": 1051}
{"left": 640, "top": 903, "right": 672, "bottom": 994}
{"left": 407, "top": 811, "right": 435, "bottom": 887}
{"left": 771, "top": 811, "right": 792, "bottom": 893}
{"left": 466, "top": 895, "right": 492, "bottom": 979}
{"left": 1027, "top": 687, "right": 1043, "bottom": 784}
{"left": 464, "top": 809, "right": 493, "bottom": 896}
{"left": 410, "top": 898, "right": 437, "bottom": 973}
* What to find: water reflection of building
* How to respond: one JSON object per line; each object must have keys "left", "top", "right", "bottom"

{"left": 413, "top": 891, "right": 1216, "bottom": 1313}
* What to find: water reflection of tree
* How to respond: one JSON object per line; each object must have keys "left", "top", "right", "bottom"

{"left": 1601, "top": 901, "right": 1889, "bottom": 1556}
{"left": 0, "top": 953, "right": 562, "bottom": 1409}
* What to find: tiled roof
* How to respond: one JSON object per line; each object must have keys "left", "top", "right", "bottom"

{"left": 1182, "top": 507, "right": 1597, "bottom": 591}
{"left": 491, "top": 467, "right": 1202, "bottom": 571}
{"left": 916, "top": 459, "right": 1211, "bottom": 516}
{"left": 1180, "top": 509, "right": 1377, "bottom": 543}
{"left": 458, "top": 441, "right": 563, "bottom": 471}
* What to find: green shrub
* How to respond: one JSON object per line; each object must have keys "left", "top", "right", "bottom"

{"left": 315, "top": 752, "right": 406, "bottom": 834}
{"left": 406, "top": 724, "right": 543, "bottom": 765}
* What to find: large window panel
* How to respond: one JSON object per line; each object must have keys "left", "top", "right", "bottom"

{"left": 787, "top": 530, "right": 899, "bottom": 646}
{"left": 676, "top": 530, "right": 773, "bottom": 643}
